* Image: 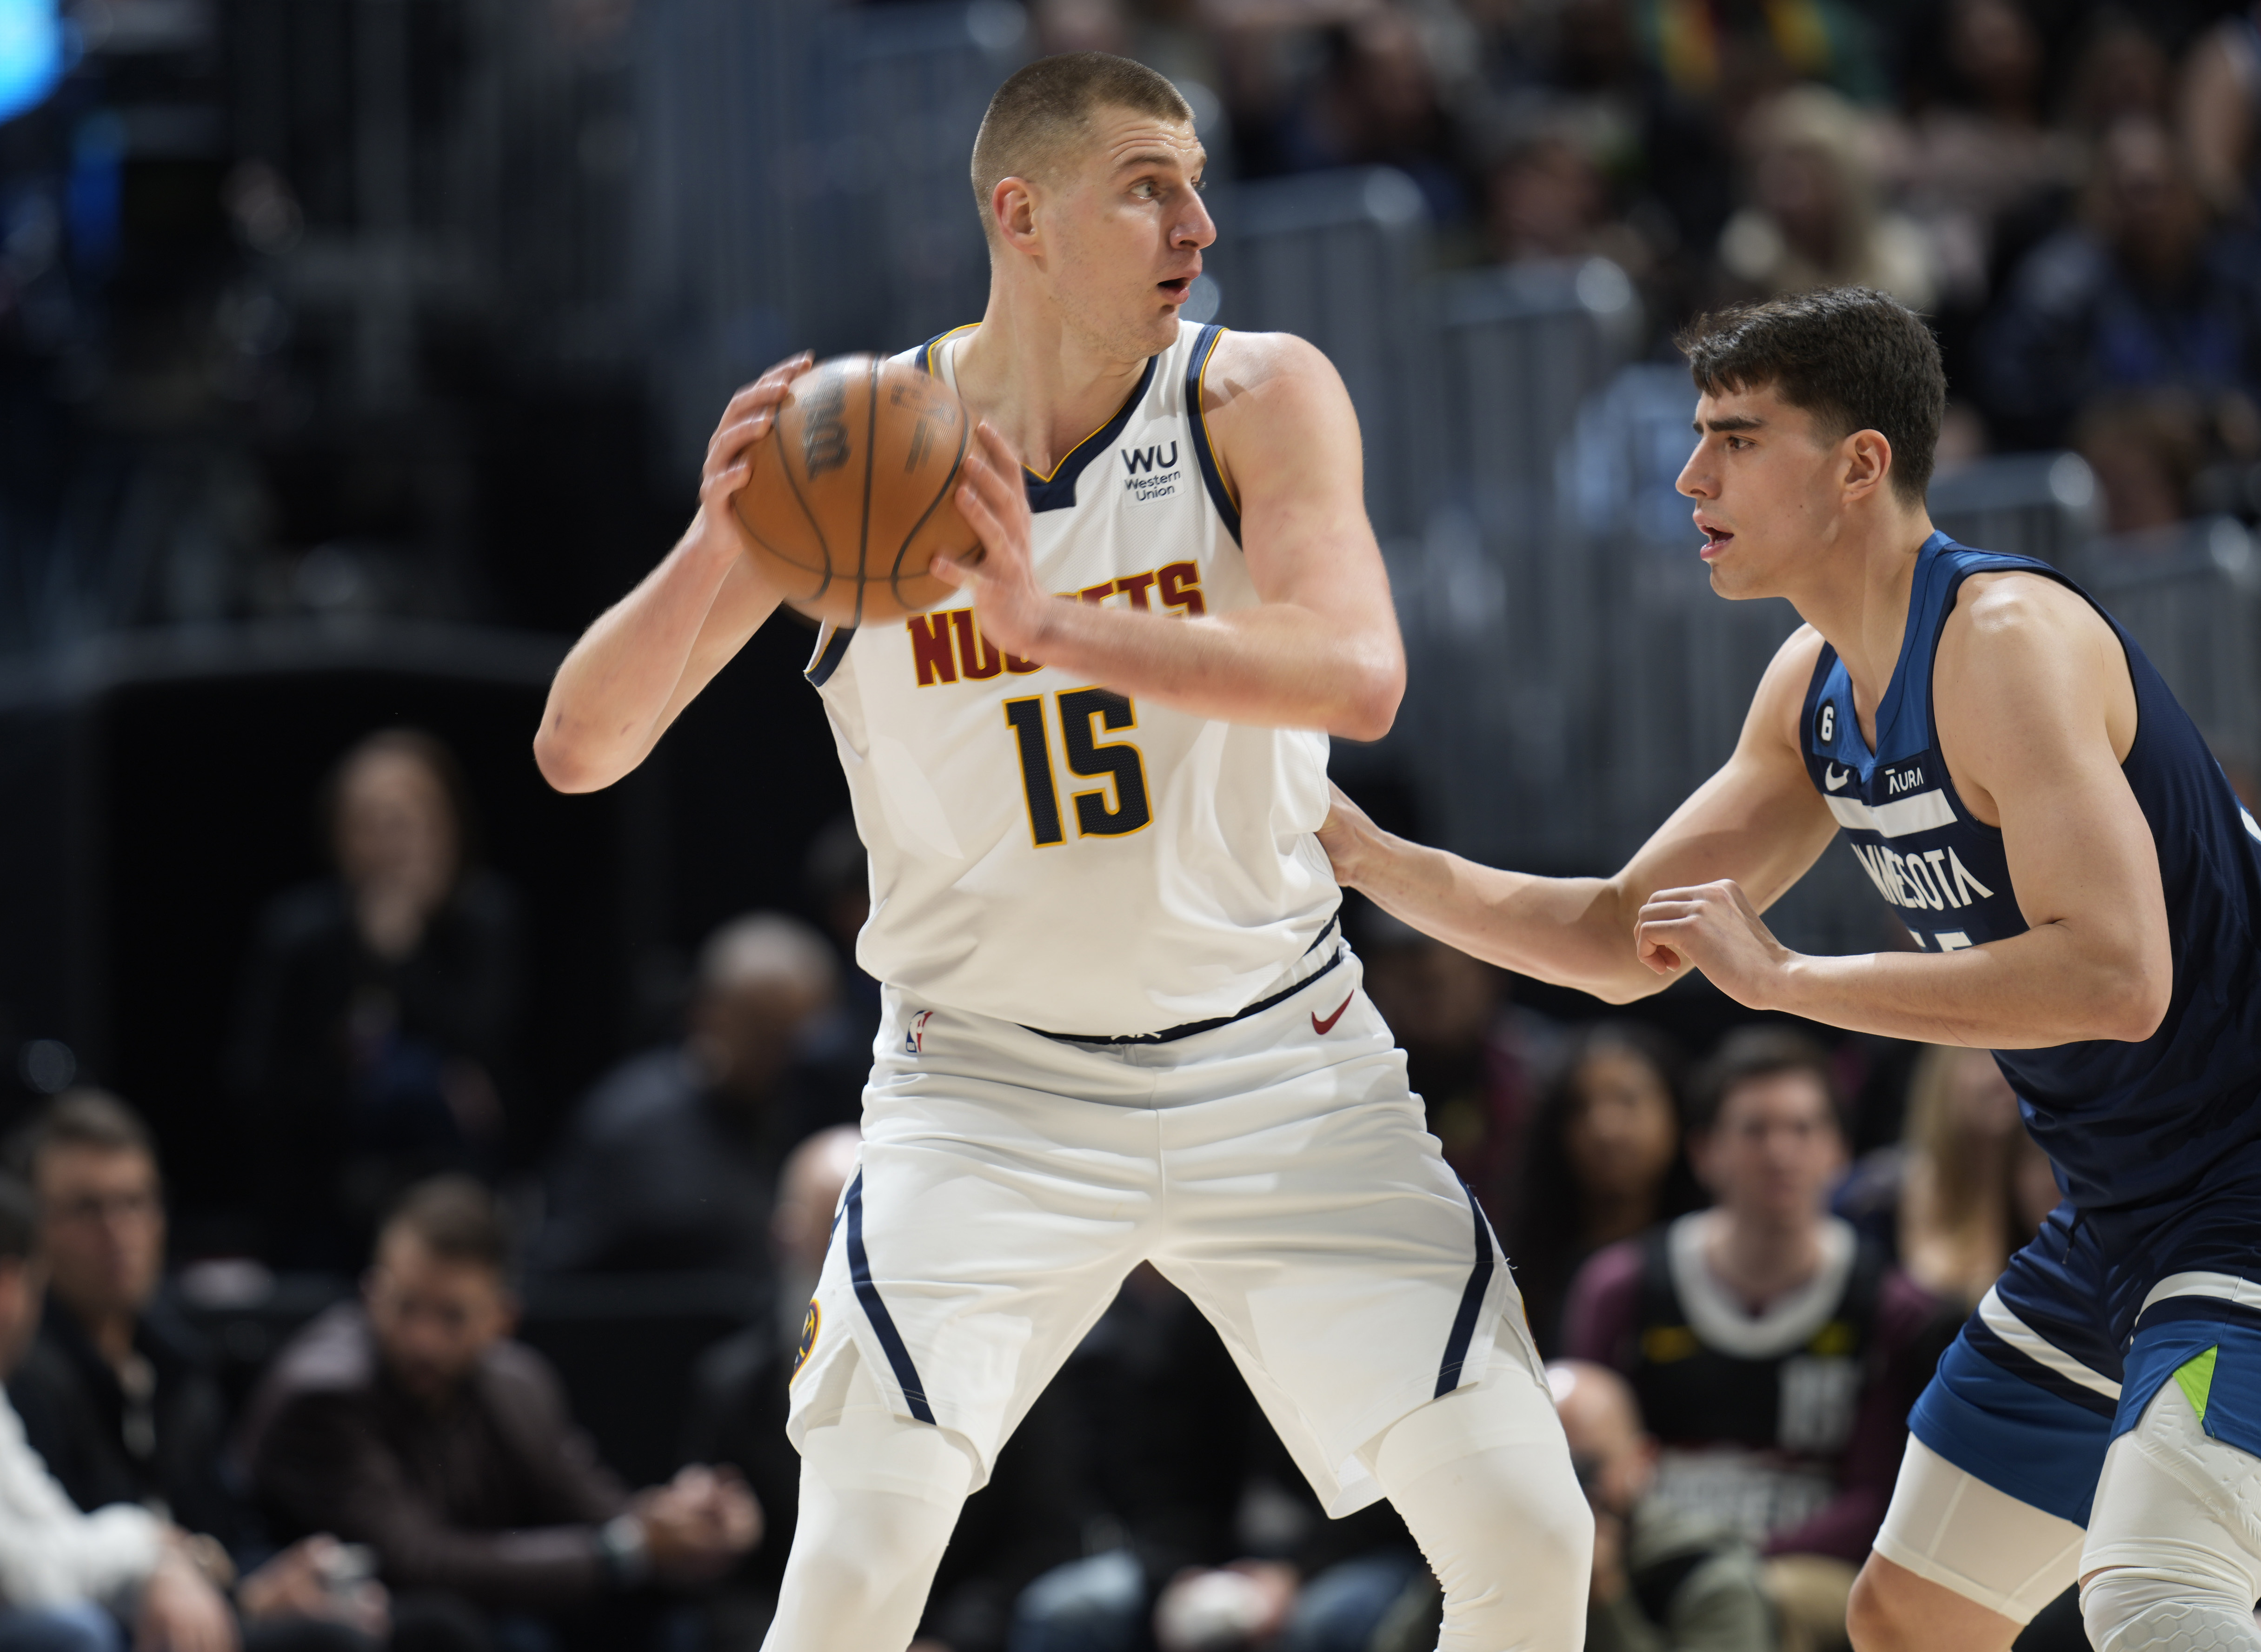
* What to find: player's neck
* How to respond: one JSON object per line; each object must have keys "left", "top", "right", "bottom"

{"left": 1790, "top": 507, "right": 1936, "bottom": 743}
{"left": 953, "top": 290, "right": 1157, "bottom": 479}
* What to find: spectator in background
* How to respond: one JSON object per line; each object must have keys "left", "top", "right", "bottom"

{"left": 230, "top": 730, "right": 520, "bottom": 1271}
{"left": 1562, "top": 1029, "right": 1949, "bottom": 1652}
{"left": 1715, "top": 86, "right": 1939, "bottom": 313}
{"left": 243, "top": 1177, "right": 756, "bottom": 1652}
{"left": 1357, "top": 912, "right": 1560, "bottom": 1222}
{"left": 7, "top": 1091, "right": 242, "bottom": 1546}
{"left": 1509, "top": 1022, "right": 1699, "bottom": 1356}
{"left": 2180, "top": 2, "right": 2261, "bottom": 219}
{"left": 4, "top": 1091, "right": 386, "bottom": 1652}
{"left": 1266, "top": 10, "right": 1472, "bottom": 226}
{"left": 1482, "top": 123, "right": 1645, "bottom": 274}
{"left": 2061, "top": 11, "right": 2171, "bottom": 143}
{"left": 0, "top": 1173, "right": 373, "bottom": 1652}
{"left": 2073, "top": 392, "right": 2207, "bottom": 534}
{"left": 534, "top": 913, "right": 852, "bottom": 1281}
{"left": 1978, "top": 114, "right": 2261, "bottom": 452}
{"left": 1377, "top": 1361, "right": 1774, "bottom": 1652}
{"left": 1891, "top": 1045, "right": 2057, "bottom": 1312}
{"left": 1879, "top": 0, "right": 2079, "bottom": 316}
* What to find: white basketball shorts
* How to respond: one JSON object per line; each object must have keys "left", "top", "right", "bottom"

{"left": 786, "top": 938, "right": 1548, "bottom": 1516}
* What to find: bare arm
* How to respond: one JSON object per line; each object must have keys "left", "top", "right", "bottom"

{"left": 1636, "top": 576, "right": 2170, "bottom": 1046}
{"left": 1321, "top": 628, "right": 1840, "bottom": 1002}
{"left": 532, "top": 356, "right": 808, "bottom": 793}
{"left": 933, "top": 332, "right": 1405, "bottom": 739}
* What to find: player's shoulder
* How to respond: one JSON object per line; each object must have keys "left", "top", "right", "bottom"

{"left": 1942, "top": 565, "right": 2113, "bottom": 676}
{"left": 1758, "top": 622, "right": 1830, "bottom": 697}
{"left": 892, "top": 324, "right": 977, "bottom": 376}
{"left": 1949, "top": 564, "right": 2096, "bottom": 632}
{"left": 1198, "top": 328, "right": 1343, "bottom": 415}
{"left": 1749, "top": 623, "right": 1830, "bottom": 752}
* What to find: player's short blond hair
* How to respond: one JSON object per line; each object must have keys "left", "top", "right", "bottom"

{"left": 970, "top": 52, "right": 1192, "bottom": 247}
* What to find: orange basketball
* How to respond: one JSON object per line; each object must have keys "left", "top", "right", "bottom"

{"left": 733, "top": 354, "right": 984, "bottom": 627}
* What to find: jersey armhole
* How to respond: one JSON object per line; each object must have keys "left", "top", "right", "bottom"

{"left": 805, "top": 623, "right": 853, "bottom": 686}
{"left": 1185, "top": 324, "right": 1244, "bottom": 545}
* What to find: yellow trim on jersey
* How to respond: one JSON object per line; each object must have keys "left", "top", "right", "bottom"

{"left": 923, "top": 322, "right": 1154, "bottom": 488}
{"left": 921, "top": 323, "right": 980, "bottom": 379}
{"left": 1193, "top": 326, "right": 1241, "bottom": 515}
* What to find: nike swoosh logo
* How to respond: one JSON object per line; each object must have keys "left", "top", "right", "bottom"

{"left": 1825, "top": 764, "right": 1852, "bottom": 791}
{"left": 1312, "top": 993, "right": 1355, "bottom": 1035}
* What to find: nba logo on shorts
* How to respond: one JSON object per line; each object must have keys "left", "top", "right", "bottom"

{"left": 905, "top": 1009, "right": 935, "bottom": 1055}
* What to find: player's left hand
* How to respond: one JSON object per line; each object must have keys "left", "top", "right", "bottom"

{"left": 936, "top": 421, "right": 1055, "bottom": 661}
{"left": 1635, "top": 878, "right": 1796, "bottom": 1008}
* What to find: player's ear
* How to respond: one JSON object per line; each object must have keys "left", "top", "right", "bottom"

{"left": 1842, "top": 428, "right": 1893, "bottom": 503}
{"left": 992, "top": 176, "right": 1040, "bottom": 252}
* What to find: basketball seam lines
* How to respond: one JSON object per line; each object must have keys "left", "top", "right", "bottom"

{"left": 854, "top": 357, "right": 877, "bottom": 629}
{"left": 774, "top": 388, "right": 835, "bottom": 604}
{"left": 890, "top": 401, "right": 972, "bottom": 605}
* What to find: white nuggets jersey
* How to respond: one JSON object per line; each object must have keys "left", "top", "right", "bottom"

{"left": 802, "top": 320, "right": 1339, "bottom": 1037}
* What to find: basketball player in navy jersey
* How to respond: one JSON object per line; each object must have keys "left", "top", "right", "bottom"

{"left": 537, "top": 51, "right": 1587, "bottom": 1652}
{"left": 1323, "top": 285, "right": 2261, "bottom": 1652}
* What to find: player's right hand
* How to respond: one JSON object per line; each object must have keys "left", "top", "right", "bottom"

{"left": 695, "top": 352, "right": 813, "bottom": 551}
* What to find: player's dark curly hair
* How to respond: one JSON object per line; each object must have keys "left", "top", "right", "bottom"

{"left": 1675, "top": 287, "right": 1946, "bottom": 506}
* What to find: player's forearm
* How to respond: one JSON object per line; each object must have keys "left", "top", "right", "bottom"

{"left": 1770, "top": 925, "right": 2170, "bottom": 1047}
{"left": 1023, "top": 598, "right": 1402, "bottom": 739}
{"left": 1337, "top": 825, "right": 1662, "bottom": 1003}
{"left": 534, "top": 522, "right": 747, "bottom": 793}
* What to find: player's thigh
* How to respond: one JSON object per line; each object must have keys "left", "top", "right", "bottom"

{"left": 2083, "top": 1322, "right": 2261, "bottom": 1595}
{"left": 1156, "top": 1036, "right": 1543, "bottom": 1508}
{"left": 1849, "top": 1552, "right": 2028, "bottom": 1652}
{"left": 1871, "top": 1296, "right": 2114, "bottom": 1630}
{"left": 794, "top": 1056, "right": 1158, "bottom": 1472}
{"left": 1858, "top": 1426, "right": 2088, "bottom": 1650}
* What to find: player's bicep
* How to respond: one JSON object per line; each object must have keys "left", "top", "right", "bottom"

{"left": 1968, "top": 675, "right": 2164, "bottom": 937}
{"left": 1210, "top": 335, "right": 1393, "bottom": 626}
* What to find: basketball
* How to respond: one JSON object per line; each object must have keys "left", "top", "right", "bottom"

{"left": 733, "top": 353, "right": 984, "bottom": 627}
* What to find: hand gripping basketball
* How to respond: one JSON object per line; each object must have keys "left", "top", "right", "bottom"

{"left": 731, "top": 354, "right": 985, "bottom": 628}
{"left": 931, "top": 421, "right": 1053, "bottom": 664}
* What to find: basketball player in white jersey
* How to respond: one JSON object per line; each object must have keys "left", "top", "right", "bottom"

{"left": 534, "top": 51, "right": 1588, "bottom": 1652}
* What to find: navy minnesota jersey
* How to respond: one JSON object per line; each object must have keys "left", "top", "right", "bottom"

{"left": 1801, "top": 532, "right": 2261, "bottom": 1324}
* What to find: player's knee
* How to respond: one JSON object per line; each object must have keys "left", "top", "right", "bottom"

{"left": 2082, "top": 1566, "right": 2261, "bottom": 1652}
{"left": 1370, "top": 1387, "right": 1592, "bottom": 1648}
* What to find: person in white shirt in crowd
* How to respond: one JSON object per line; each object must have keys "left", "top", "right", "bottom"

{"left": 0, "top": 1174, "right": 383, "bottom": 1652}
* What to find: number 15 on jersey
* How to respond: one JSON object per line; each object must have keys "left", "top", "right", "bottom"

{"left": 1004, "top": 689, "right": 1153, "bottom": 846}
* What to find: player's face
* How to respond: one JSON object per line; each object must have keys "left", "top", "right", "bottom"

{"left": 1045, "top": 108, "right": 1214, "bottom": 358}
{"left": 1674, "top": 384, "right": 1849, "bottom": 601}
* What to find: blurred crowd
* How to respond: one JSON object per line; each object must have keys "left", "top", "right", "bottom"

{"left": 1037, "top": 0, "right": 2261, "bottom": 537}
{"left": 0, "top": 720, "right": 2087, "bottom": 1652}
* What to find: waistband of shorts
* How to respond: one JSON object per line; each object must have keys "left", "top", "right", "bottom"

{"left": 1022, "top": 913, "right": 1343, "bottom": 1047}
